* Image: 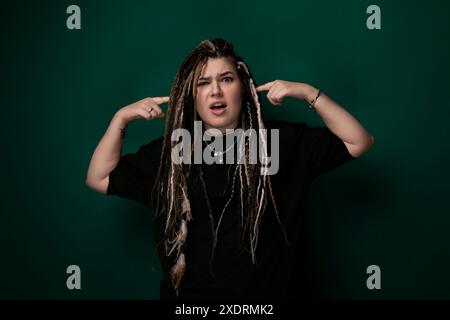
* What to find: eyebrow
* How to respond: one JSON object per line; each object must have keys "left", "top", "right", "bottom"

{"left": 198, "top": 71, "right": 235, "bottom": 81}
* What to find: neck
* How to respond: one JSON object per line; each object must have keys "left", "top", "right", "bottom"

{"left": 204, "top": 128, "right": 236, "bottom": 138}
{"left": 203, "top": 121, "right": 238, "bottom": 136}
{"left": 204, "top": 122, "right": 239, "bottom": 136}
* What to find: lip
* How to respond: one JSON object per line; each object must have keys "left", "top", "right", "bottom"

{"left": 209, "top": 101, "right": 227, "bottom": 109}
{"left": 210, "top": 107, "right": 226, "bottom": 116}
{"left": 209, "top": 101, "right": 227, "bottom": 116}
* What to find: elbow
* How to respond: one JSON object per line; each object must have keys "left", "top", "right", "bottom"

{"left": 85, "top": 176, "right": 95, "bottom": 190}
{"left": 346, "top": 135, "right": 374, "bottom": 158}
{"left": 85, "top": 175, "right": 109, "bottom": 194}
{"left": 359, "top": 135, "right": 375, "bottom": 157}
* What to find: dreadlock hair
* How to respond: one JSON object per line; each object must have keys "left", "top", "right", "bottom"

{"left": 151, "top": 38, "right": 289, "bottom": 292}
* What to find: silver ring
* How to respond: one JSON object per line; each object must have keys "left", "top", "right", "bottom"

{"left": 146, "top": 107, "right": 153, "bottom": 113}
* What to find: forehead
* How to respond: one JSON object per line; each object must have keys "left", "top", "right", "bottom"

{"left": 198, "top": 57, "right": 236, "bottom": 77}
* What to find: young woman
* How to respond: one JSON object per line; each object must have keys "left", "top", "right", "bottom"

{"left": 86, "top": 38, "right": 374, "bottom": 299}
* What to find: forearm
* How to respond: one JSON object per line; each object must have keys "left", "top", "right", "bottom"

{"left": 302, "top": 84, "right": 374, "bottom": 153}
{"left": 86, "top": 112, "right": 127, "bottom": 191}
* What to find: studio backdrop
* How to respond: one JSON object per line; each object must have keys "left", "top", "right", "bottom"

{"left": 1, "top": 0, "right": 449, "bottom": 299}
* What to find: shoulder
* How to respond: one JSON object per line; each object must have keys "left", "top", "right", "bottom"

{"left": 125, "top": 136, "right": 164, "bottom": 166}
{"left": 142, "top": 136, "right": 164, "bottom": 151}
{"left": 264, "top": 119, "right": 307, "bottom": 130}
{"left": 264, "top": 119, "right": 310, "bottom": 141}
{"left": 264, "top": 119, "right": 333, "bottom": 138}
{"left": 263, "top": 119, "right": 340, "bottom": 148}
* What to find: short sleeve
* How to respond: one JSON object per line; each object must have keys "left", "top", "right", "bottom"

{"left": 106, "top": 137, "right": 163, "bottom": 207}
{"left": 301, "top": 124, "right": 356, "bottom": 179}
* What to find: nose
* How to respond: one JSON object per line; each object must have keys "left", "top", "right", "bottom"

{"left": 210, "top": 80, "right": 223, "bottom": 97}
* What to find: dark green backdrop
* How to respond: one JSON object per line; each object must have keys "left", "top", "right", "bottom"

{"left": 2, "top": 0, "right": 449, "bottom": 299}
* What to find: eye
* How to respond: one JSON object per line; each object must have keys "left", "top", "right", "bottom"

{"left": 222, "top": 77, "right": 233, "bottom": 82}
{"left": 197, "top": 82, "right": 208, "bottom": 87}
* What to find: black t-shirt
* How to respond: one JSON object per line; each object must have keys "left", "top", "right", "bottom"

{"left": 106, "top": 120, "right": 356, "bottom": 299}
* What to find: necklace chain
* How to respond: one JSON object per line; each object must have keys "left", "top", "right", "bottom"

{"left": 206, "top": 138, "right": 237, "bottom": 156}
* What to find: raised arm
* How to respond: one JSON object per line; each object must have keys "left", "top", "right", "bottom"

{"left": 85, "top": 97, "right": 168, "bottom": 194}
{"left": 256, "top": 80, "right": 374, "bottom": 158}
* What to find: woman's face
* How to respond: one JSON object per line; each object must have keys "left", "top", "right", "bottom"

{"left": 194, "top": 57, "right": 243, "bottom": 132}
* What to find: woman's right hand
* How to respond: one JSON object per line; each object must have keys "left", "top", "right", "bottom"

{"left": 116, "top": 96, "right": 169, "bottom": 123}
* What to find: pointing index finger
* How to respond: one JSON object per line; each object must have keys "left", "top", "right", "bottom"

{"left": 152, "top": 96, "right": 170, "bottom": 105}
{"left": 256, "top": 81, "right": 275, "bottom": 92}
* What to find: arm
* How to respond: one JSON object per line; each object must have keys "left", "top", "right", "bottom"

{"left": 302, "top": 84, "right": 374, "bottom": 158}
{"left": 256, "top": 80, "right": 374, "bottom": 158}
{"left": 85, "top": 97, "right": 168, "bottom": 194}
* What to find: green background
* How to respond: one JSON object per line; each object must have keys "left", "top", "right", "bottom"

{"left": 1, "top": 0, "right": 449, "bottom": 299}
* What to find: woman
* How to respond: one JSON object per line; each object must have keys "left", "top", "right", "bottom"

{"left": 86, "top": 38, "right": 374, "bottom": 299}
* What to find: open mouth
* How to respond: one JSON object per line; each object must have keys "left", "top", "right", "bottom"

{"left": 209, "top": 102, "right": 227, "bottom": 115}
{"left": 209, "top": 103, "right": 227, "bottom": 110}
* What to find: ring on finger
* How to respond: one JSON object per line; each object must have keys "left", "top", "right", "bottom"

{"left": 146, "top": 107, "right": 153, "bottom": 113}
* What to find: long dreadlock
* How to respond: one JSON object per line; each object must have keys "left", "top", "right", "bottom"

{"left": 151, "top": 38, "right": 290, "bottom": 291}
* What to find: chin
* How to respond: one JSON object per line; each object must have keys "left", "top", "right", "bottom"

{"left": 204, "top": 119, "right": 235, "bottom": 130}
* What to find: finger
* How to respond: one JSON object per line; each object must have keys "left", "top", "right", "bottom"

{"left": 266, "top": 83, "right": 280, "bottom": 100}
{"left": 139, "top": 109, "right": 153, "bottom": 121}
{"left": 268, "top": 97, "right": 279, "bottom": 106}
{"left": 145, "top": 105, "right": 165, "bottom": 118}
{"left": 149, "top": 104, "right": 165, "bottom": 117}
{"left": 256, "top": 81, "right": 275, "bottom": 92}
{"left": 270, "top": 99, "right": 281, "bottom": 106}
{"left": 272, "top": 98, "right": 282, "bottom": 105}
{"left": 271, "top": 88, "right": 284, "bottom": 102}
{"left": 153, "top": 108, "right": 165, "bottom": 117}
{"left": 267, "top": 94, "right": 282, "bottom": 106}
{"left": 267, "top": 87, "right": 277, "bottom": 102}
{"left": 152, "top": 96, "right": 170, "bottom": 105}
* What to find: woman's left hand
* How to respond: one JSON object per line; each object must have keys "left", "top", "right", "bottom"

{"left": 256, "top": 80, "right": 315, "bottom": 105}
